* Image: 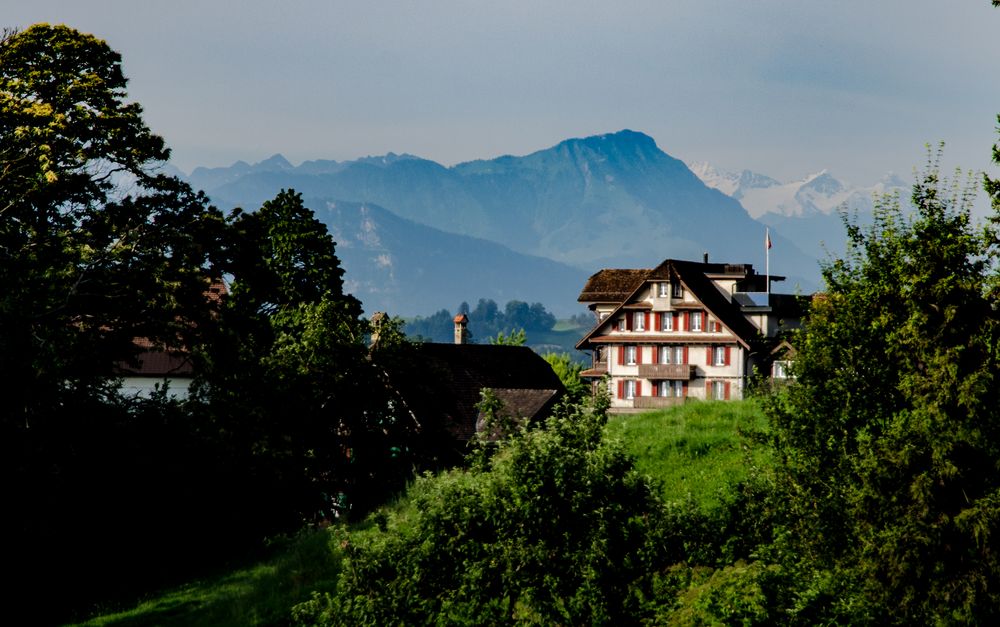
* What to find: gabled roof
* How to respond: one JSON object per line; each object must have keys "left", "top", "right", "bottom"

{"left": 386, "top": 343, "right": 564, "bottom": 445}
{"left": 576, "top": 259, "right": 764, "bottom": 350}
{"left": 577, "top": 269, "right": 650, "bottom": 303}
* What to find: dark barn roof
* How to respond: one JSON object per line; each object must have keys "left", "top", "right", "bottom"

{"left": 387, "top": 343, "right": 564, "bottom": 448}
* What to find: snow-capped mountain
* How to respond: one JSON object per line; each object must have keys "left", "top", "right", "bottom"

{"left": 688, "top": 162, "right": 909, "bottom": 220}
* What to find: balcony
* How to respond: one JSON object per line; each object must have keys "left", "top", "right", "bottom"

{"left": 634, "top": 396, "right": 686, "bottom": 409}
{"left": 637, "top": 364, "right": 695, "bottom": 380}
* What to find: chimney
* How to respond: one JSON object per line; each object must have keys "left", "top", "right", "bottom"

{"left": 453, "top": 313, "right": 469, "bottom": 345}
{"left": 369, "top": 311, "right": 387, "bottom": 348}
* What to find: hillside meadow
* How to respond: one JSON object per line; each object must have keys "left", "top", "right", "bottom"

{"left": 73, "top": 400, "right": 763, "bottom": 626}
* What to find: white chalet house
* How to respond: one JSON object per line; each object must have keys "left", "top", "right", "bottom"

{"left": 575, "top": 258, "right": 807, "bottom": 411}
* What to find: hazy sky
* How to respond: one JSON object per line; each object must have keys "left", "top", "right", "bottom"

{"left": 8, "top": 1, "right": 1000, "bottom": 188}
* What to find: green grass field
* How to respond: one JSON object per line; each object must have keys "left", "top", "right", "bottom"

{"left": 73, "top": 400, "right": 769, "bottom": 626}
{"left": 604, "top": 400, "right": 770, "bottom": 509}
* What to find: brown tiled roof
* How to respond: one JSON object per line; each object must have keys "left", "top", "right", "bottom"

{"left": 577, "top": 269, "right": 650, "bottom": 303}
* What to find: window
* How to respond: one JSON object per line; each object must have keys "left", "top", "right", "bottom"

{"left": 659, "top": 346, "right": 685, "bottom": 365}
{"left": 671, "top": 280, "right": 684, "bottom": 298}
{"left": 624, "top": 379, "right": 636, "bottom": 399}
{"left": 625, "top": 345, "right": 637, "bottom": 365}
{"left": 662, "top": 312, "right": 674, "bottom": 331}
{"left": 617, "top": 318, "right": 627, "bottom": 332}
{"left": 633, "top": 311, "right": 645, "bottom": 331}
{"left": 773, "top": 360, "right": 791, "bottom": 379}
{"left": 713, "top": 346, "right": 727, "bottom": 366}
{"left": 691, "top": 311, "right": 703, "bottom": 332}
{"left": 658, "top": 282, "right": 669, "bottom": 297}
{"left": 710, "top": 380, "right": 729, "bottom": 400}
{"left": 658, "top": 380, "right": 683, "bottom": 398}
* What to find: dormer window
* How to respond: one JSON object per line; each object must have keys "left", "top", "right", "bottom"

{"left": 658, "top": 282, "right": 669, "bottom": 297}
{"left": 671, "top": 280, "right": 684, "bottom": 298}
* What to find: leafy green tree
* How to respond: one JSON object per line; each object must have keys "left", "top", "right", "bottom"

{"left": 291, "top": 389, "right": 682, "bottom": 626}
{"left": 542, "top": 352, "right": 588, "bottom": 404}
{"left": 763, "top": 150, "right": 1000, "bottom": 623}
{"left": 195, "top": 190, "right": 417, "bottom": 521}
{"left": 0, "top": 24, "right": 228, "bottom": 621}
{"left": 489, "top": 327, "right": 527, "bottom": 345}
{"left": 0, "top": 24, "right": 225, "bottom": 421}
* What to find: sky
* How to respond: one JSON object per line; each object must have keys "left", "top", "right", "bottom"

{"left": 8, "top": 1, "right": 1000, "bottom": 192}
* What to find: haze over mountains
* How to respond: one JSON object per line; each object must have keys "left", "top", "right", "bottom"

{"left": 688, "top": 161, "right": 910, "bottom": 259}
{"left": 181, "top": 130, "right": 828, "bottom": 318}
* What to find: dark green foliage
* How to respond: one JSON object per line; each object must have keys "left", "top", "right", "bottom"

{"left": 193, "top": 190, "right": 420, "bottom": 522}
{"left": 542, "top": 352, "right": 588, "bottom": 404}
{"left": 763, "top": 147, "right": 1000, "bottom": 623}
{"left": 293, "top": 394, "right": 672, "bottom": 625}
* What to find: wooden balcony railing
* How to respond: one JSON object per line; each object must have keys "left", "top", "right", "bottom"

{"left": 634, "top": 396, "right": 686, "bottom": 409}
{"left": 636, "top": 364, "right": 696, "bottom": 380}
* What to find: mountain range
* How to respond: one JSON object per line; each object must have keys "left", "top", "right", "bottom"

{"left": 180, "top": 131, "right": 826, "bottom": 318}
{"left": 688, "top": 161, "right": 911, "bottom": 258}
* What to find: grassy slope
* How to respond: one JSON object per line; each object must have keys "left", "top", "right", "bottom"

{"left": 73, "top": 400, "right": 767, "bottom": 626}
{"left": 604, "top": 400, "right": 770, "bottom": 509}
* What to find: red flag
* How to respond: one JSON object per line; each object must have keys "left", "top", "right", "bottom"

{"left": 765, "top": 229, "right": 772, "bottom": 250}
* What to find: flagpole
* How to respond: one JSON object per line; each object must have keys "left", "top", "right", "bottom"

{"left": 765, "top": 227, "right": 771, "bottom": 297}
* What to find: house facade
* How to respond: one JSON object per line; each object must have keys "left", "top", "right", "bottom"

{"left": 575, "top": 258, "right": 806, "bottom": 411}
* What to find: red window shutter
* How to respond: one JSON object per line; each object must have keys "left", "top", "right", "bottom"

{"left": 636, "top": 381, "right": 642, "bottom": 397}
{"left": 617, "top": 346, "right": 624, "bottom": 365}
{"left": 617, "top": 379, "right": 624, "bottom": 399}
{"left": 636, "top": 345, "right": 643, "bottom": 365}
{"left": 651, "top": 345, "right": 659, "bottom": 364}
{"left": 652, "top": 382, "right": 659, "bottom": 397}
{"left": 654, "top": 313, "right": 662, "bottom": 331}
{"left": 682, "top": 346, "right": 688, "bottom": 364}
{"left": 683, "top": 312, "right": 690, "bottom": 331}
{"left": 682, "top": 381, "right": 688, "bottom": 397}
{"left": 706, "top": 346, "right": 713, "bottom": 364}
{"left": 644, "top": 312, "right": 650, "bottom": 331}
{"left": 673, "top": 312, "right": 679, "bottom": 330}
{"left": 725, "top": 346, "right": 731, "bottom": 366}
{"left": 626, "top": 314, "right": 633, "bottom": 331}
{"left": 724, "top": 381, "right": 731, "bottom": 400}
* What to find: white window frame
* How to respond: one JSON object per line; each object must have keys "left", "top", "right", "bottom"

{"left": 624, "top": 379, "right": 636, "bottom": 399}
{"left": 658, "top": 282, "right": 669, "bottom": 297}
{"left": 713, "top": 346, "right": 726, "bottom": 366}
{"left": 658, "top": 380, "right": 682, "bottom": 398}
{"left": 691, "top": 311, "right": 703, "bottom": 332}
{"left": 660, "top": 346, "right": 684, "bottom": 365}
{"left": 662, "top": 312, "right": 673, "bottom": 331}
{"left": 633, "top": 311, "right": 645, "bottom": 331}
{"left": 671, "top": 281, "right": 684, "bottom": 298}
{"left": 625, "top": 345, "right": 637, "bottom": 365}
{"left": 773, "top": 360, "right": 791, "bottom": 379}
{"left": 711, "top": 380, "right": 726, "bottom": 400}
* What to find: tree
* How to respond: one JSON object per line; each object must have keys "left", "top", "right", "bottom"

{"left": 489, "top": 328, "right": 527, "bottom": 345}
{"left": 542, "top": 352, "right": 588, "bottom": 404}
{"left": 194, "top": 190, "right": 415, "bottom": 521}
{"left": 292, "top": 389, "right": 676, "bottom": 626}
{"left": 0, "top": 24, "right": 227, "bottom": 621}
{"left": 0, "top": 24, "right": 225, "bottom": 422}
{"left": 763, "top": 149, "right": 1000, "bottom": 623}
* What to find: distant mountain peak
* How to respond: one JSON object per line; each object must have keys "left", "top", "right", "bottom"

{"left": 257, "top": 154, "right": 294, "bottom": 170}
